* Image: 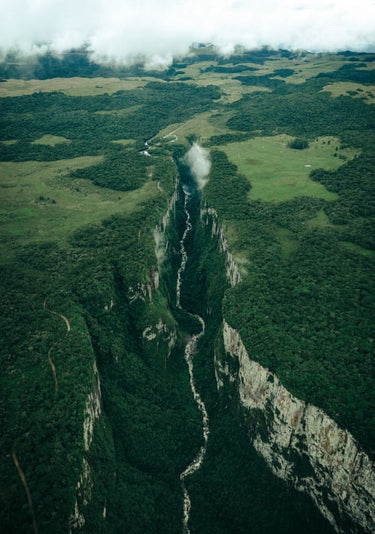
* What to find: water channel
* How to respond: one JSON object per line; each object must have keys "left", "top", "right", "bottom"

{"left": 177, "top": 187, "right": 209, "bottom": 534}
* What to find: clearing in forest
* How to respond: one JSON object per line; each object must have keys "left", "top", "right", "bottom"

{"left": 0, "top": 156, "right": 158, "bottom": 257}
{"left": 0, "top": 76, "right": 163, "bottom": 97}
{"left": 221, "top": 134, "right": 359, "bottom": 202}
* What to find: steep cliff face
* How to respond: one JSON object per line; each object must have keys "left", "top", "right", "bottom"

{"left": 154, "top": 176, "right": 179, "bottom": 270}
{"left": 220, "top": 321, "right": 375, "bottom": 534}
{"left": 198, "top": 205, "right": 375, "bottom": 533}
{"left": 70, "top": 361, "right": 102, "bottom": 531}
{"left": 83, "top": 361, "right": 102, "bottom": 453}
{"left": 200, "top": 207, "right": 241, "bottom": 287}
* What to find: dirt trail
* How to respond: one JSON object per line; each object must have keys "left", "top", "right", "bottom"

{"left": 43, "top": 299, "right": 71, "bottom": 392}
{"left": 157, "top": 180, "right": 163, "bottom": 194}
{"left": 43, "top": 299, "right": 71, "bottom": 332}
{"left": 12, "top": 450, "right": 39, "bottom": 534}
{"left": 47, "top": 349, "right": 58, "bottom": 393}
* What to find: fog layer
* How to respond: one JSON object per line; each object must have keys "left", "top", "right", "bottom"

{"left": 1, "top": 0, "right": 374, "bottom": 65}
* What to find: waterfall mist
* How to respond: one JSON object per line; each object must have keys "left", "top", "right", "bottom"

{"left": 184, "top": 144, "right": 211, "bottom": 191}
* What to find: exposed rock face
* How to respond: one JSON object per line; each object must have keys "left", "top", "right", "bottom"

{"left": 127, "top": 282, "right": 148, "bottom": 304}
{"left": 200, "top": 204, "right": 375, "bottom": 532}
{"left": 69, "top": 500, "right": 85, "bottom": 532}
{"left": 200, "top": 207, "right": 241, "bottom": 287}
{"left": 69, "top": 459, "right": 93, "bottom": 532}
{"left": 221, "top": 320, "right": 375, "bottom": 534}
{"left": 154, "top": 177, "right": 179, "bottom": 270}
{"left": 83, "top": 361, "right": 102, "bottom": 452}
{"left": 142, "top": 319, "right": 177, "bottom": 360}
{"left": 159, "top": 178, "right": 179, "bottom": 234}
{"left": 70, "top": 360, "right": 102, "bottom": 530}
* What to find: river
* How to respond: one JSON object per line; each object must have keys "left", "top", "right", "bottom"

{"left": 177, "top": 187, "right": 209, "bottom": 533}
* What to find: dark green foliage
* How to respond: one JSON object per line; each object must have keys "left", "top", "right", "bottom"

{"left": 188, "top": 411, "right": 335, "bottom": 534}
{"left": 2, "top": 49, "right": 374, "bottom": 533}
{"left": 288, "top": 137, "right": 309, "bottom": 149}
{"left": 70, "top": 151, "right": 149, "bottom": 191}
{"left": 0, "top": 188, "right": 204, "bottom": 532}
{"left": 273, "top": 68, "right": 295, "bottom": 77}
{"left": 317, "top": 63, "right": 375, "bottom": 84}
{"left": 233, "top": 74, "right": 287, "bottom": 91}
{"left": 202, "top": 143, "right": 375, "bottom": 457}
{"left": 0, "top": 82, "right": 220, "bottom": 160}
{"left": 227, "top": 89, "right": 374, "bottom": 138}
{"left": 311, "top": 153, "right": 375, "bottom": 221}
{"left": 203, "top": 64, "right": 258, "bottom": 73}
{"left": 208, "top": 132, "right": 253, "bottom": 145}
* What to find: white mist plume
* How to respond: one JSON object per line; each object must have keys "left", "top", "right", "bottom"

{"left": 153, "top": 228, "right": 166, "bottom": 267}
{"left": 184, "top": 144, "right": 211, "bottom": 190}
{"left": 0, "top": 1, "right": 374, "bottom": 66}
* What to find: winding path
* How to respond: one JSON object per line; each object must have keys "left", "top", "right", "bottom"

{"left": 157, "top": 180, "right": 163, "bottom": 194}
{"left": 177, "top": 189, "right": 209, "bottom": 533}
{"left": 43, "top": 299, "right": 71, "bottom": 392}
{"left": 12, "top": 450, "right": 39, "bottom": 534}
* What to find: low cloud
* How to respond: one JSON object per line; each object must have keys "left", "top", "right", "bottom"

{"left": 184, "top": 144, "right": 211, "bottom": 190}
{"left": 0, "top": 0, "right": 374, "bottom": 66}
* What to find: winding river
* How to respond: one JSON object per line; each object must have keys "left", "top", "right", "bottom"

{"left": 177, "top": 187, "right": 209, "bottom": 533}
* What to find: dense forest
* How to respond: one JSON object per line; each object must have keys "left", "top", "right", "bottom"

{"left": 0, "top": 47, "right": 374, "bottom": 533}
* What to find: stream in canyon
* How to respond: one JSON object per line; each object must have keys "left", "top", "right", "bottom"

{"left": 177, "top": 186, "right": 209, "bottom": 534}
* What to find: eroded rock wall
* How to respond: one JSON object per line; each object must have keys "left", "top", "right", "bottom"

{"left": 221, "top": 320, "right": 375, "bottom": 534}
{"left": 70, "top": 360, "right": 102, "bottom": 531}
{"left": 200, "top": 207, "right": 241, "bottom": 287}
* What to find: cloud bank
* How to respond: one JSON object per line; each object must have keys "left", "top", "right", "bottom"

{"left": 1, "top": 0, "right": 375, "bottom": 66}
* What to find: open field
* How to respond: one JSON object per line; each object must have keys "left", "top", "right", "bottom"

{"left": 31, "top": 135, "right": 71, "bottom": 146}
{"left": 0, "top": 156, "right": 160, "bottom": 257}
{"left": 0, "top": 76, "right": 164, "bottom": 97}
{"left": 306, "top": 208, "right": 338, "bottom": 228}
{"left": 153, "top": 110, "right": 236, "bottom": 144}
{"left": 176, "top": 60, "right": 271, "bottom": 102}
{"left": 221, "top": 135, "right": 359, "bottom": 202}
{"left": 252, "top": 53, "right": 349, "bottom": 84}
{"left": 178, "top": 53, "right": 374, "bottom": 89}
{"left": 321, "top": 82, "right": 375, "bottom": 103}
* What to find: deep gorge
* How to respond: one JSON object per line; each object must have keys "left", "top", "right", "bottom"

{"left": 1, "top": 49, "right": 375, "bottom": 534}
{"left": 66, "top": 147, "right": 375, "bottom": 534}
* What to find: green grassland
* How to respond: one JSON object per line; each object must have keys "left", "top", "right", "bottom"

{"left": 0, "top": 156, "right": 161, "bottom": 257}
{"left": 321, "top": 82, "right": 375, "bottom": 103}
{"left": 0, "top": 76, "right": 164, "bottom": 97}
{"left": 31, "top": 134, "right": 71, "bottom": 145}
{"left": 153, "top": 110, "right": 236, "bottom": 144}
{"left": 253, "top": 53, "right": 349, "bottom": 84}
{"left": 220, "top": 135, "right": 358, "bottom": 201}
{"left": 177, "top": 60, "right": 271, "bottom": 102}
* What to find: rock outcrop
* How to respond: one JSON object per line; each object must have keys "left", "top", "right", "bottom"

{"left": 199, "top": 204, "right": 374, "bottom": 532}
{"left": 142, "top": 319, "right": 177, "bottom": 360}
{"left": 83, "top": 361, "right": 102, "bottom": 452}
{"left": 70, "top": 360, "right": 102, "bottom": 531}
{"left": 221, "top": 320, "right": 375, "bottom": 534}
{"left": 200, "top": 206, "right": 242, "bottom": 287}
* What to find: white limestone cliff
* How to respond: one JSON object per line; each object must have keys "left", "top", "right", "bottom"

{"left": 142, "top": 318, "right": 177, "bottom": 360}
{"left": 83, "top": 360, "right": 102, "bottom": 452}
{"left": 70, "top": 360, "right": 102, "bottom": 530}
{"left": 154, "top": 177, "right": 179, "bottom": 269}
{"left": 221, "top": 320, "right": 375, "bottom": 534}
{"left": 200, "top": 206, "right": 242, "bottom": 287}
{"left": 200, "top": 205, "right": 375, "bottom": 532}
